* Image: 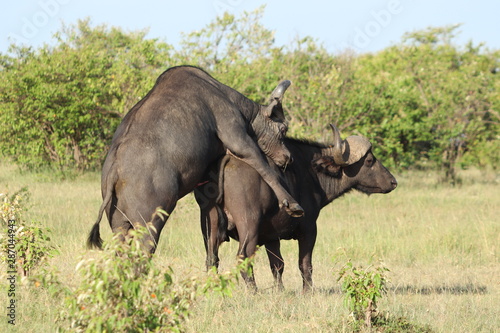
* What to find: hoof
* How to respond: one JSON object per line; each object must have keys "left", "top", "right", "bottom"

{"left": 284, "top": 201, "right": 304, "bottom": 217}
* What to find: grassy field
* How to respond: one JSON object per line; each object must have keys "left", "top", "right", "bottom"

{"left": 0, "top": 163, "right": 499, "bottom": 332}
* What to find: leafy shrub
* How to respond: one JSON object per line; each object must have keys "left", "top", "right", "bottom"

{"left": 335, "top": 255, "right": 435, "bottom": 332}
{"left": 13, "top": 222, "right": 58, "bottom": 276}
{"left": 1, "top": 12, "right": 498, "bottom": 176}
{"left": 337, "top": 258, "right": 389, "bottom": 329}
{"left": 58, "top": 226, "right": 237, "bottom": 332}
{"left": 0, "top": 20, "right": 170, "bottom": 171}
{"left": 0, "top": 188, "right": 58, "bottom": 276}
{"left": 0, "top": 187, "right": 29, "bottom": 226}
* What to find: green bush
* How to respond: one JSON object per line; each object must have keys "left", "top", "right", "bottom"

{"left": 335, "top": 256, "right": 435, "bottom": 332}
{"left": 12, "top": 222, "right": 58, "bottom": 276}
{"left": 336, "top": 253, "right": 389, "bottom": 329}
{"left": 58, "top": 226, "right": 237, "bottom": 332}
{"left": 0, "top": 20, "right": 170, "bottom": 171}
{"left": 0, "top": 187, "right": 29, "bottom": 226}
{"left": 1, "top": 9, "right": 498, "bottom": 178}
{"left": 0, "top": 188, "right": 58, "bottom": 276}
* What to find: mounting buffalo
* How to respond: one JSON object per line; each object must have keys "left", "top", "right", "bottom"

{"left": 88, "top": 66, "right": 304, "bottom": 253}
{"left": 194, "top": 124, "right": 397, "bottom": 292}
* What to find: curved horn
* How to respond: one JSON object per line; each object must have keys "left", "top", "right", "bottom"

{"left": 330, "top": 124, "right": 349, "bottom": 166}
{"left": 270, "top": 80, "right": 291, "bottom": 103}
{"left": 263, "top": 80, "right": 291, "bottom": 117}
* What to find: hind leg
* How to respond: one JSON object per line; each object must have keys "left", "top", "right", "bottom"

{"left": 109, "top": 180, "right": 178, "bottom": 254}
{"left": 107, "top": 194, "right": 133, "bottom": 243}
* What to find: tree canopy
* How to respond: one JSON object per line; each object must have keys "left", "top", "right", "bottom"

{"left": 1, "top": 8, "right": 499, "bottom": 183}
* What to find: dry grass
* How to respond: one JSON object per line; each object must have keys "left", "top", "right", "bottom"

{"left": 0, "top": 164, "right": 498, "bottom": 332}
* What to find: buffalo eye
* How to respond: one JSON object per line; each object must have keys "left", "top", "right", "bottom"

{"left": 279, "top": 125, "right": 287, "bottom": 136}
{"left": 364, "top": 156, "right": 374, "bottom": 167}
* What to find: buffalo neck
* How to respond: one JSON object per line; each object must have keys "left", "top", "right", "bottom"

{"left": 315, "top": 147, "right": 356, "bottom": 206}
{"left": 284, "top": 139, "right": 333, "bottom": 205}
{"left": 223, "top": 87, "right": 262, "bottom": 123}
{"left": 282, "top": 138, "right": 357, "bottom": 206}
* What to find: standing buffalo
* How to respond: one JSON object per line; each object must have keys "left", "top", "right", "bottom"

{"left": 88, "top": 66, "right": 304, "bottom": 253}
{"left": 194, "top": 125, "right": 397, "bottom": 292}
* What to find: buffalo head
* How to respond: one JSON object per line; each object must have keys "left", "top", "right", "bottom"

{"left": 312, "top": 124, "right": 397, "bottom": 194}
{"left": 252, "top": 80, "right": 292, "bottom": 168}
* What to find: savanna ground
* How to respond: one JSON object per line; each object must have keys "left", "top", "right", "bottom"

{"left": 0, "top": 162, "right": 498, "bottom": 332}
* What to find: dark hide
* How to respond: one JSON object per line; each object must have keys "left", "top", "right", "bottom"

{"left": 88, "top": 66, "right": 304, "bottom": 253}
{"left": 194, "top": 129, "right": 397, "bottom": 292}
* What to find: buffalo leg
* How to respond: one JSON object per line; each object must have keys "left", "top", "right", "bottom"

{"left": 216, "top": 125, "right": 304, "bottom": 217}
{"left": 111, "top": 178, "right": 178, "bottom": 254}
{"left": 200, "top": 205, "right": 222, "bottom": 271}
{"left": 265, "top": 240, "right": 285, "bottom": 290}
{"left": 236, "top": 230, "right": 259, "bottom": 292}
{"left": 109, "top": 215, "right": 133, "bottom": 244}
{"left": 298, "top": 229, "right": 317, "bottom": 293}
{"left": 107, "top": 195, "right": 132, "bottom": 243}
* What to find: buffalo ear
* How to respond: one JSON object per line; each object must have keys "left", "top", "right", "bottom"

{"left": 311, "top": 156, "right": 341, "bottom": 177}
{"left": 263, "top": 80, "right": 291, "bottom": 118}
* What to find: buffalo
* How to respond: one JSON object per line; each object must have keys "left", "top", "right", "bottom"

{"left": 88, "top": 66, "right": 304, "bottom": 253}
{"left": 194, "top": 124, "right": 397, "bottom": 292}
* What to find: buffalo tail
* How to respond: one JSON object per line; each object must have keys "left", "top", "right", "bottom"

{"left": 215, "top": 154, "right": 231, "bottom": 242}
{"left": 87, "top": 165, "right": 117, "bottom": 249}
{"left": 215, "top": 154, "right": 231, "bottom": 204}
{"left": 215, "top": 205, "right": 229, "bottom": 243}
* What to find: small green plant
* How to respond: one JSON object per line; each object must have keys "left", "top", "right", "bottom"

{"left": 13, "top": 222, "right": 59, "bottom": 276}
{"left": 0, "top": 188, "right": 58, "bottom": 276}
{"left": 337, "top": 257, "right": 389, "bottom": 329}
{"left": 58, "top": 225, "right": 239, "bottom": 332}
{"left": 0, "top": 187, "right": 29, "bottom": 226}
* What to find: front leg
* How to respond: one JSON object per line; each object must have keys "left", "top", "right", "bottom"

{"left": 195, "top": 187, "right": 223, "bottom": 271}
{"left": 218, "top": 127, "right": 304, "bottom": 217}
{"left": 205, "top": 206, "right": 223, "bottom": 270}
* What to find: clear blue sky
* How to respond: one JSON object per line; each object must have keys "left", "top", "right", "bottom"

{"left": 1, "top": 0, "right": 499, "bottom": 54}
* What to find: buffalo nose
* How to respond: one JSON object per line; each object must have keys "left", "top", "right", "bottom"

{"left": 391, "top": 179, "right": 398, "bottom": 189}
{"left": 289, "top": 156, "right": 294, "bottom": 164}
